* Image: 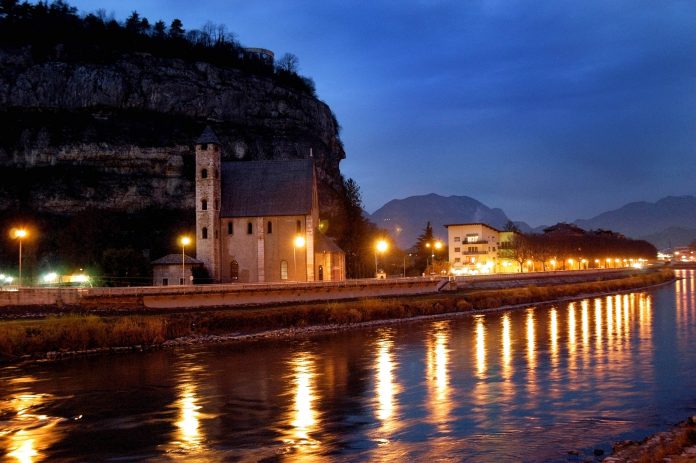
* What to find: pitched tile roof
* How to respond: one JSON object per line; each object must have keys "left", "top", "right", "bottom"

{"left": 220, "top": 159, "right": 314, "bottom": 217}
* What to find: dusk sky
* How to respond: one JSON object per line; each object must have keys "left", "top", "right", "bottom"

{"left": 68, "top": 0, "right": 696, "bottom": 227}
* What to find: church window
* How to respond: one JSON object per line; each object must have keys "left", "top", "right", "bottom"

{"left": 280, "top": 260, "right": 288, "bottom": 280}
{"left": 201, "top": 199, "right": 207, "bottom": 210}
{"left": 247, "top": 222, "right": 253, "bottom": 234}
{"left": 201, "top": 143, "right": 208, "bottom": 150}
{"left": 296, "top": 220, "right": 302, "bottom": 233}
{"left": 267, "top": 221, "right": 273, "bottom": 234}
{"left": 202, "top": 227, "right": 208, "bottom": 239}
{"left": 201, "top": 169, "right": 208, "bottom": 178}
{"left": 214, "top": 169, "right": 219, "bottom": 178}
{"left": 228, "top": 222, "right": 233, "bottom": 235}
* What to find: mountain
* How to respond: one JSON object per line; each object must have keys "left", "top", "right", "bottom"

{"left": 638, "top": 227, "right": 696, "bottom": 250}
{"left": 369, "top": 194, "right": 510, "bottom": 249}
{"left": 574, "top": 196, "right": 696, "bottom": 246}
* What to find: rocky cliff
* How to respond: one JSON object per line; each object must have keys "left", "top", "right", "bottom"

{"left": 0, "top": 47, "right": 345, "bottom": 215}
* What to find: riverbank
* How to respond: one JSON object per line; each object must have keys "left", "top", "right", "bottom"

{"left": 0, "top": 269, "right": 674, "bottom": 362}
{"left": 607, "top": 416, "right": 696, "bottom": 462}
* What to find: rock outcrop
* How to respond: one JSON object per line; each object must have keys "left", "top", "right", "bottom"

{"left": 0, "top": 47, "right": 346, "bottom": 215}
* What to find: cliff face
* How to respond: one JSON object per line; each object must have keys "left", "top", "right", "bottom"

{"left": 0, "top": 47, "right": 345, "bottom": 215}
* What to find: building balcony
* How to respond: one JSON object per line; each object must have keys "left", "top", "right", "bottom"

{"left": 463, "top": 240, "right": 488, "bottom": 244}
{"left": 460, "top": 250, "right": 490, "bottom": 255}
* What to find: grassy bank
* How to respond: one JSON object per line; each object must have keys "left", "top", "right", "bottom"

{"left": 0, "top": 269, "right": 674, "bottom": 360}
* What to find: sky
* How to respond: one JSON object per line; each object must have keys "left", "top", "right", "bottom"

{"left": 67, "top": 0, "right": 696, "bottom": 227}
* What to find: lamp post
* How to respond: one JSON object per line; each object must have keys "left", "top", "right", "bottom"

{"left": 180, "top": 236, "right": 191, "bottom": 285}
{"left": 375, "top": 239, "right": 388, "bottom": 277}
{"left": 293, "top": 235, "right": 306, "bottom": 281}
{"left": 13, "top": 228, "right": 27, "bottom": 286}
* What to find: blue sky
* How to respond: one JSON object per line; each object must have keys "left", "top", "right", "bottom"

{"left": 68, "top": 0, "right": 696, "bottom": 226}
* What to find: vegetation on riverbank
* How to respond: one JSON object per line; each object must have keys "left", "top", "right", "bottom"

{"left": 609, "top": 416, "right": 696, "bottom": 462}
{"left": 0, "top": 269, "right": 674, "bottom": 360}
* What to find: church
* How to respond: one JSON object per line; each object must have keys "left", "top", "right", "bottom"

{"left": 194, "top": 127, "right": 345, "bottom": 283}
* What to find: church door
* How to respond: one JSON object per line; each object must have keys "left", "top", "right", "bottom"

{"left": 318, "top": 265, "right": 324, "bottom": 281}
{"left": 230, "top": 260, "right": 239, "bottom": 281}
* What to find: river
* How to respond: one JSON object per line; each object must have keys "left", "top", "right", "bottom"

{"left": 1, "top": 270, "right": 695, "bottom": 462}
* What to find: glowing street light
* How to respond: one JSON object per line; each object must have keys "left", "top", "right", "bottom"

{"left": 180, "top": 236, "right": 191, "bottom": 285}
{"left": 293, "top": 235, "right": 306, "bottom": 281}
{"left": 12, "top": 228, "right": 28, "bottom": 286}
{"left": 375, "top": 239, "right": 389, "bottom": 277}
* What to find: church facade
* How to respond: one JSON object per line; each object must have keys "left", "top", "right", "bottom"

{"left": 194, "top": 127, "right": 345, "bottom": 283}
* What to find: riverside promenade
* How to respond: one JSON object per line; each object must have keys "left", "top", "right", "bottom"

{"left": 0, "top": 269, "right": 640, "bottom": 312}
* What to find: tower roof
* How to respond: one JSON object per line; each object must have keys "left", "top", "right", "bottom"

{"left": 196, "top": 126, "right": 220, "bottom": 145}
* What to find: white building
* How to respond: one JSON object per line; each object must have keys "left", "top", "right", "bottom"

{"left": 445, "top": 223, "right": 501, "bottom": 275}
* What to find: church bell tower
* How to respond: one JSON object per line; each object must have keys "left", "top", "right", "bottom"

{"left": 195, "top": 126, "right": 222, "bottom": 281}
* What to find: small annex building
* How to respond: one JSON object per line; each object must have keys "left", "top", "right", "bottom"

{"left": 151, "top": 254, "right": 204, "bottom": 286}
{"left": 194, "top": 127, "right": 345, "bottom": 283}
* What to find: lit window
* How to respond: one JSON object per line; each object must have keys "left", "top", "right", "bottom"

{"left": 280, "top": 260, "right": 288, "bottom": 280}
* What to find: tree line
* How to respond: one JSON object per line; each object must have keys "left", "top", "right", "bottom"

{"left": 502, "top": 223, "right": 656, "bottom": 271}
{"left": 0, "top": 0, "right": 315, "bottom": 95}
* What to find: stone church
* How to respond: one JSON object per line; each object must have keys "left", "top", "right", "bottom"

{"left": 194, "top": 127, "right": 345, "bottom": 283}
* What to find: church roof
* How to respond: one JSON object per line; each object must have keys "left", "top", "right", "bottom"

{"left": 196, "top": 126, "right": 220, "bottom": 145}
{"left": 314, "top": 232, "right": 344, "bottom": 255}
{"left": 220, "top": 159, "right": 314, "bottom": 217}
{"left": 151, "top": 254, "right": 204, "bottom": 265}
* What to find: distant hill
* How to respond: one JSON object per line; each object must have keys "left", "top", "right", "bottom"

{"left": 637, "top": 227, "right": 696, "bottom": 250}
{"left": 369, "top": 194, "right": 510, "bottom": 249}
{"left": 574, "top": 195, "right": 696, "bottom": 245}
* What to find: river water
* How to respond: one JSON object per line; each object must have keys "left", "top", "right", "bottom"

{"left": 1, "top": 270, "right": 696, "bottom": 462}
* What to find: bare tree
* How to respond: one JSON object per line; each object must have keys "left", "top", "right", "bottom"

{"left": 276, "top": 52, "right": 299, "bottom": 73}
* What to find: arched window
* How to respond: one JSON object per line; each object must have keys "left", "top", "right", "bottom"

{"left": 296, "top": 220, "right": 302, "bottom": 233}
{"left": 247, "top": 222, "right": 253, "bottom": 234}
{"left": 201, "top": 168, "right": 208, "bottom": 178}
{"left": 201, "top": 199, "right": 207, "bottom": 210}
{"left": 267, "top": 221, "right": 273, "bottom": 234}
{"left": 227, "top": 222, "right": 233, "bottom": 235}
{"left": 280, "top": 260, "right": 288, "bottom": 280}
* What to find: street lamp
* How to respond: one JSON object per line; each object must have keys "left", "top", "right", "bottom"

{"left": 293, "top": 235, "right": 306, "bottom": 281}
{"left": 12, "top": 228, "right": 28, "bottom": 286}
{"left": 180, "top": 236, "right": 191, "bottom": 285}
{"left": 375, "top": 239, "right": 388, "bottom": 277}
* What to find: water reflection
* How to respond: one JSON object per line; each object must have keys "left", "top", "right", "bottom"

{"left": 175, "top": 378, "right": 203, "bottom": 450}
{"left": 501, "top": 313, "right": 512, "bottom": 379}
{"left": 1, "top": 376, "right": 64, "bottom": 463}
{"left": 375, "top": 331, "right": 398, "bottom": 423}
{"left": 426, "top": 321, "right": 451, "bottom": 431}
{"left": 475, "top": 316, "right": 486, "bottom": 377}
{"left": 279, "top": 350, "right": 321, "bottom": 461}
